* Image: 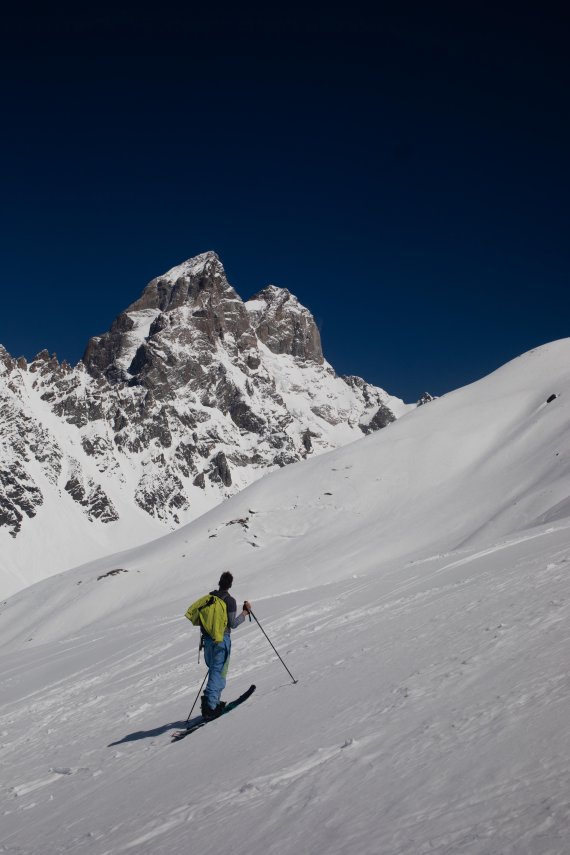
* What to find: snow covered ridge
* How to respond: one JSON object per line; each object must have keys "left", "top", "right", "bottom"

{"left": 0, "top": 251, "right": 412, "bottom": 596}
{"left": 2, "top": 335, "right": 569, "bottom": 646}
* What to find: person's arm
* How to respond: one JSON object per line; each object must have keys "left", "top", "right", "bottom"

{"left": 227, "top": 600, "right": 252, "bottom": 629}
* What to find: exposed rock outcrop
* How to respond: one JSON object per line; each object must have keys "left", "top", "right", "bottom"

{"left": 417, "top": 392, "right": 436, "bottom": 406}
{"left": 246, "top": 285, "right": 323, "bottom": 363}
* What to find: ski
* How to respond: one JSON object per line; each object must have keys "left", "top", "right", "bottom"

{"left": 171, "top": 684, "right": 256, "bottom": 742}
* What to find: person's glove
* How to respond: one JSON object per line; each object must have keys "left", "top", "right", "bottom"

{"left": 243, "top": 600, "right": 252, "bottom": 615}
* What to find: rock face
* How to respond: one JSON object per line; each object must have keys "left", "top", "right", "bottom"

{"left": 417, "top": 392, "right": 436, "bottom": 407}
{"left": 0, "top": 252, "right": 412, "bottom": 592}
{"left": 246, "top": 285, "right": 323, "bottom": 362}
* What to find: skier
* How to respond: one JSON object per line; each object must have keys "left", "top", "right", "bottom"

{"left": 201, "top": 571, "right": 252, "bottom": 720}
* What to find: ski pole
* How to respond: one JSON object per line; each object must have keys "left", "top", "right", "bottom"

{"left": 186, "top": 671, "right": 208, "bottom": 724}
{"left": 248, "top": 609, "right": 298, "bottom": 684}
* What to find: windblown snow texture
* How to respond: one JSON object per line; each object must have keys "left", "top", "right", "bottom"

{"left": 1, "top": 339, "right": 570, "bottom": 853}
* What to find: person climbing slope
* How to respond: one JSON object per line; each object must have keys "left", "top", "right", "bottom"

{"left": 200, "top": 571, "right": 251, "bottom": 720}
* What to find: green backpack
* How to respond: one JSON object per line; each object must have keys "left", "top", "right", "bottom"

{"left": 185, "top": 594, "right": 228, "bottom": 643}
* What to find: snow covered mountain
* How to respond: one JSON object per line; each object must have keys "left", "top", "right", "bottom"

{"left": 1, "top": 339, "right": 569, "bottom": 854}
{"left": 0, "top": 251, "right": 411, "bottom": 596}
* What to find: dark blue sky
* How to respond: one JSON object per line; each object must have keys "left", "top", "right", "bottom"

{"left": 1, "top": 5, "right": 568, "bottom": 401}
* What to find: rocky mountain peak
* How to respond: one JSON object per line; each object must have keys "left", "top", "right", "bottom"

{"left": 82, "top": 254, "right": 326, "bottom": 385}
{"left": 82, "top": 252, "right": 255, "bottom": 385}
{"left": 0, "top": 251, "right": 411, "bottom": 595}
{"left": 125, "top": 250, "right": 228, "bottom": 314}
{"left": 0, "top": 344, "right": 16, "bottom": 372}
{"left": 246, "top": 285, "right": 323, "bottom": 363}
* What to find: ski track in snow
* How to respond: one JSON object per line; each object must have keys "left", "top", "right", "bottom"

{"left": 1, "top": 524, "right": 570, "bottom": 854}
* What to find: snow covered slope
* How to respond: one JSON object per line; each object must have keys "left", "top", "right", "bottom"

{"left": 1, "top": 339, "right": 569, "bottom": 854}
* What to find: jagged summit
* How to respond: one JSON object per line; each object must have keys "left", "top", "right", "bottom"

{"left": 246, "top": 285, "right": 323, "bottom": 363}
{"left": 159, "top": 250, "right": 221, "bottom": 283}
{"left": 0, "top": 252, "right": 411, "bottom": 596}
{"left": 125, "top": 250, "right": 228, "bottom": 314}
{"left": 83, "top": 251, "right": 254, "bottom": 383}
{"left": 83, "top": 253, "right": 325, "bottom": 384}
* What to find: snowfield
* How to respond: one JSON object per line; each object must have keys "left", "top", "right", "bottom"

{"left": 1, "top": 339, "right": 570, "bottom": 854}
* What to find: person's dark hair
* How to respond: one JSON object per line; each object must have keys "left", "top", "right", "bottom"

{"left": 218, "top": 571, "right": 233, "bottom": 591}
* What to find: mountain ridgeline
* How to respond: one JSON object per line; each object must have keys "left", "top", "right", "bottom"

{"left": 0, "top": 252, "right": 415, "bottom": 592}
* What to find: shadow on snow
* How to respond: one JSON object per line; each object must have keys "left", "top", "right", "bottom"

{"left": 108, "top": 716, "right": 201, "bottom": 746}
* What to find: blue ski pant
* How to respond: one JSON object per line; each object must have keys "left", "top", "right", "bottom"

{"left": 203, "top": 634, "right": 231, "bottom": 710}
